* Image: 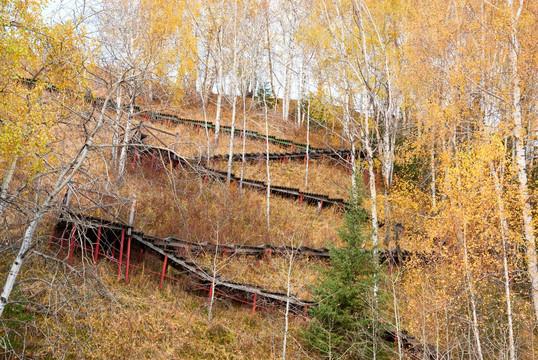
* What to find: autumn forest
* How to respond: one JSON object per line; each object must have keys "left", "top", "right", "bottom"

{"left": 1, "top": 0, "right": 538, "bottom": 358}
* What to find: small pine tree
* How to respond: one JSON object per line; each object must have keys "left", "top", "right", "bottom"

{"left": 255, "top": 82, "right": 275, "bottom": 109}
{"left": 302, "top": 176, "right": 388, "bottom": 359}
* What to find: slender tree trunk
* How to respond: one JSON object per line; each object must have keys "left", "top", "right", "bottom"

{"left": 282, "top": 252, "right": 294, "bottom": 360}
{"left": 304, "top": 100, "right": 310, "bottom": 187}
{"left": 118, "top": 94, "right": 136, "bottom": 177}
{"left": 0, "top": 157, "right": 17, "bottom": 218}
{"left": 264, "top": 92, "right": 271, "bottom": 232}
{"left": 508, "top": 0, "right": 538, "bottom": 322}
{"left": 214, "top": 28, "right": 224, "bottom": 146}
{"left": 282, "top": 42, "right": 293, "bottom": 122}
{"left": 226, "top": 1, "right": 238, "bottom": 184}
{"left": 240, "top": 85, "right": 247, "bottom": 190}
{"left": 460, "top": 221, "right": 484, "bottom": 360}
{"left": 112, "top": 87, "right": 122, "bottom": 167}
{"left": 490, "top": 166, "right": 516, "bottom": 360}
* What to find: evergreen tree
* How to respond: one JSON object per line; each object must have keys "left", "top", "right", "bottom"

{"left": 302, "top": 177, "right": 388, "bottom": 359}
{"left": 255, "top": 82, "right": 275, "bottom": 109}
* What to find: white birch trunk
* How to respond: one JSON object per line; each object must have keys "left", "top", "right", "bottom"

{"left": 508, "top": 0, "right": 538, "bottom": 322}
{"left": 0, "top": 157, "right": 17, "bottom": 218}
{"left": 304, "top": 100, "right": 310, "bottom": 187}
{"left": 112, "top": 87, "right": 123, "bottom": 167}
{"left": 491, "top": 166, "right": 516, "bottom": 360}
{"left": 118, "top": 94, "right": 135, "bottom": 176}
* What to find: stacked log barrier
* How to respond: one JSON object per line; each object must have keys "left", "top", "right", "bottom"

{"left": 52, "top": 212, "right": 316, "bottom": 316}
{"left": 132, "top": 143, "right": 349, "bottom": 210}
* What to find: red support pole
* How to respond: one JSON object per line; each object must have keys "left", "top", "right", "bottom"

{"left": 339, "top": 203, "right": 343, "bottom": 214}
{"left": 139, "top": 247, "right": 144, "bottom": 263}
{"left": 196, "top": 123, "right": 200, "bottom": 133}
{"left": 94, "top": 226, "right": 102, "bottom": 264}
{"left": 252, "top": 291, "right": 258, "bottom": 315}
{"left": 167, "top": 119, "right": 171, "bottom": 127}
{"left": 208, "top": 279, "right": 214, "bottom": 303}
{"left": 159, "top": 254, "right": 168, "bottom": 290}
{"left": 117, "top": 229, "right": 125, "bottom": 281}
{"left": 204, "top": 174, "right": 208, "bottom": 183}
{"left": 318, "top": 200, "right": 323, "bottom": 214}
{"left": 299, "top": 194, "right": 304, "bottom": 205}
{"left": 125, "top": 235, "right": 132, "bottom": 284}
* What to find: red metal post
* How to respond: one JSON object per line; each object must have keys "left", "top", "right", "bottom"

{"left": 94, "top": 226, "right": 102, "bottom": 264}
{"left": 318, "top": 200, "right": 323, "bottom": 214}
{"left": 299, "top": 194, "right": 304, "bottom": 205}
{"left": 117, "top": 229, "right": 125, "bottom": 281}
{"left": 125, "top": 235, "right": 132, "bottom": 284}
{"left": 204, "top": 174, "right": 208, "bottom": 183}
{"left": 67, "top": 225, "right": 76, "bottom": 266}
{"left": 167, "top": 119, "right": 171, "bottom": 127}
{"left": 208, "top": 279, "right": 214, "bottom": 303}
{"left": 159, "top": 254, "right": 168, "bottom": 290}
{"left": 252, "top": 291, "right": 258, "bottom": 315}
{"left": 196, "top": 123, "right": 200, "bottom": 133}
{"left": 303, "top": 155, "right": 306, "bottom": 165}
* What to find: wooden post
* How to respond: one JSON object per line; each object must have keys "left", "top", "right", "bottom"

{"left": 94, "top": 226, "right": 102, "bottom": 264}
{"left": 159, "top": 254, "right": 168, "bottom": 290}
{"left": 208, "top": 279, "right": 214, "bottom": 303}
{"left": 67, "top": 225, "right": 76, "bottom": 266}
{"left": 117, "top": 229, "right": 125, "bottom": 281}
{"left": 125, "top": 196, "right": 136, "bottom": 284}
{"left": 252, "top": 291, "right": 258, "bottom": 315}
{"left": 125, "top": 235, "right": 132, "bottom": 284}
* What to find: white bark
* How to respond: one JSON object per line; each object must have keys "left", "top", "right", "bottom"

{"left": 118, "top": 93, "right": 135, "bottom": 176}
{"left": 282, "top": 252, "right": 294, "bottom": 360}
{"left": 264, "top": 91, "right": 271, "bottom": 232}
{"left": 304, "top": 100, "right": 310, "bottom": 187}
{"left": 0, "top": 157, "right": 17, "bottom": 218}
{"left": 112, "top": 87, "right": 122, "bottom": 167}
{"left": 507, "top": 0, "right": 538, "bottom": 322}
{"left": 226, "top": 1, "right": 238, "bottom": 184}
{"left": 214, "top": 28, "right": 224, "bottom": 145}
{"left": 491, "top": 166, "right": 516, "bottom": 360}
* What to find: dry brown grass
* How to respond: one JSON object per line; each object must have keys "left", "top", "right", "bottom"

{"left": 142, "top": 118, "right": 290, "bottom": 157}
{"left": 192, "top": 254, "right": 326, "bottom": 300}
{"left": 213, "top": 158, "right": 352, "bottom": 200}
{"left": 97, "top": 164, "right": 344, "bottom": 249}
